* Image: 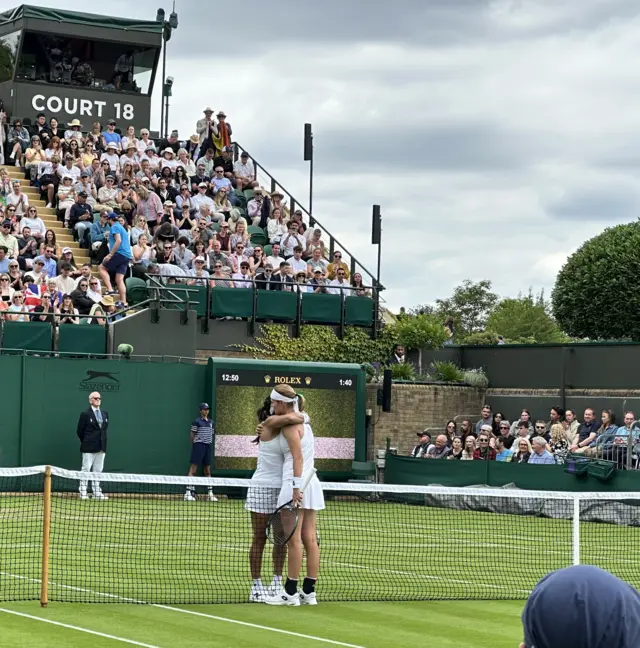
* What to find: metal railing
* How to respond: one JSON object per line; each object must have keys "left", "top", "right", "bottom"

{"left": 146, "top": 271, "right": 377, "bottom": 339}
{"left": 231, "top": 141, "right": 382, "bottom": 293}
{"left": 589, "top": 430, "right": 640, "bottom": 470}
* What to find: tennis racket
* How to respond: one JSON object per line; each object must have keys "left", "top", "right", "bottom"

{"left": 266, "top": 468, "right": 317, "bottom": 546}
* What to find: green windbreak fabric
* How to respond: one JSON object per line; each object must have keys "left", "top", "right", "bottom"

{"left": 345, "top": 296, "right": 374, "bottom": 326}
{"left": 256, "top": 290, "right": 296, "bottom": 321}
{"left": 1, "top": 320, "right": 52, "bottom": 352}
{"left": 58, "top": 324, "right": 106, "bottom": 355}
{"left": 211, "top": 287, "right": 253, "bottom": 318}
{"left": 301, "top": 293, "right": 342, "bottom": 324}
{"left": 0, "top": 6, "right": 163, "bottom": 33}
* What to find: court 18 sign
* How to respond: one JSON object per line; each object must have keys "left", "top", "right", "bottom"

{"left": 31, "top": 95, "right": 135, "bottom": 120}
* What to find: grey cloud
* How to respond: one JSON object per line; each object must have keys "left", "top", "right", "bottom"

{"left": 546, "top": 188, "right": 640, "bottom": 222}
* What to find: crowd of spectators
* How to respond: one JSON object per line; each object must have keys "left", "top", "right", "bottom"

{"left": 411, "top": 404, "right": 640, "bottom": 468}
{"left": 0, "top": 105, "right": 372, "bottom": 316}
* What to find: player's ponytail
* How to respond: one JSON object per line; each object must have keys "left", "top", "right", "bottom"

{"left": 252, "top": 396, "right": 272, "bottom": 444}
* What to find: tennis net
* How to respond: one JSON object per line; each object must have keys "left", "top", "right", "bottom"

{"left": 2, "top": 465, "right": 640, "bottom": 605}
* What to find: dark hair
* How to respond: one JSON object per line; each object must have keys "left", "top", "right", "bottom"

{"left": 551, "top": 406, "right": 565, "bottom": 420}
{"left": 252, "top": 396, "right": 272, "bottom": 444}
{"left": 445, "top": 420, "right": 457, "bottom": 436}
{"left": 600, "top": 409, "right": 615, "bottom": 428}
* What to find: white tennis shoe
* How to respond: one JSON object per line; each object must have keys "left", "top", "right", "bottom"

{"left": 249, "top": 586, "right": 266, "bottom": 603}
{"left": 264, "top": 591, "right": 300, "bottom": 606}
{"left": 207, "top": 491, "right": 218, "bottom": 502}
{"left": 184, "top": 491, "right": 196, "bottom": 502}
{"left": 266, "top": 582, "right": 284, "bottom": 597}
{"left": 93, "top": 492, "right": 108, "bottom": 501}
{"left": 299, "top": 592, "right": 317, "bottom": 606}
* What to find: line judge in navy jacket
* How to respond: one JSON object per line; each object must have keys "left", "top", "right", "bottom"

{"left": 76, "top": 391, "right": 109, "bottom": 500}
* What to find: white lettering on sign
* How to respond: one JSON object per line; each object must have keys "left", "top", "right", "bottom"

{"left": 31, "top": 95, "right": 134, "bottom": 120}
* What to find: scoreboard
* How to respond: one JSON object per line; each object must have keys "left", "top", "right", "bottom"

{"left": 209, "top": 359, "right": 365, "bottom": 478}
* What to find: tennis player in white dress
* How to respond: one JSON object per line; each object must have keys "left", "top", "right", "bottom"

{"left": 260, "top": 384, "right": 325, "bottom": 607}
{"left": 245, "top": 397, "right": 287, "bottom": 603}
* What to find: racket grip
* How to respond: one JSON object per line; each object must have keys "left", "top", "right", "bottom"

{"left": 300, "top": 468, "right": 317, "bottom": 492}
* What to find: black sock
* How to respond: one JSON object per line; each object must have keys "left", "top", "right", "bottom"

{"left": 302, "top": 578, "right": 316, "bottom": 595}
{"left": 285, "top": 578, "right": 298, "bottom": 596}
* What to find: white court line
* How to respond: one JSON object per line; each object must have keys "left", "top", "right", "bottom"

{"left": 0, "top": 607, "right": 161, "bottom": 647}
{"left": 0, "top": 573, "right": 367, "bottom": 648}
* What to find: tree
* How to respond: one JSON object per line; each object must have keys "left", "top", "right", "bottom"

{"left": 552, "top": 222, "right": 640, "bottom": 340}
{"left": 434, "top": 279, "right": 498, "bottom": 338}
{"left": 486, "top": 295, "right": 568, "bottom": 343}
{"left": 394, "top": 314, "right": 448, "bottom": 373}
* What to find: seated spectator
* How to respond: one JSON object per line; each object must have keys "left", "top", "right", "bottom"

{"left": 329, "top": 267, "right": 350, "bottom": 296}
{"left": 247, "top": 187, "right": 265, "bottom": 226}
{"left": 70, "top": 278, "right": 94, "bottom": 315}
{"left": 45, "top": 277, "right": 63, "bottom": 308}
{"left": 177, "top": 150, "right": 195, "bottom": 177}
{"left": 533, "top": 420, "right": 550, "bottom": 442}
{"left": 56, "top": 175, "right": 77, "bottom": 224}
{"left": 56, "top": 262, "right": 76, "bottom": 295}
{"left": 448, "top": 437, "right": 464, "bottom": 460}
{"left": 211, "top": 165, "right": 232, "bottom": 194}
{"left": 603, "top": 411, "right": 640, "bottom": 468}
{"left": 512, "top": 437, "right": 532, "bottom": 464}
{"left": 266, "top": 243, "right": 285, "bottom": 269}
{"left": 287, "top": 246, "right": 307, "bottom": 276}
{"left": 569, "top": 408, "right": 599, "bottom": 454}
{"left": 28, "top": 260, "right": 46, "bottom": 285}
{"left": 497, "top": 420, "right": 514, "bottom": 448}
{"left": 210, "top": 261, "right": 234, "bottom": 288}
{"left": 34, "top": 246, "right": 58, "bottom": 278}
{"left": 309, "top": 269, "right": 328, "bottom": 293}
{"left": 255, "top": 264, "right": 281, "bottom": 291}
{"left": 101, "top": 119, "right": 122, "bottom": 153}
{"left": 351, "top": 272, "right": 371, "bottom": 297}
{"left": 69, "top": 191, "right": 93, "bottom": 247}
{"left": 137, "top": 128, "right": 156, "bottom": 155}
{"left": 230, "top": 222, "right": 252, "bottom": 256}
{"left": 445, "top": 420, "right": 459, "bottom": 440}
{"left": 327, "top": 251, "right": 350, "bottom": 280}
{"left": 528, "top": 436, "right": 556, "bottom": 464}
{"left": 7, "top": 119, "right": 29, "bottom": 165}
{"left": 275, "top": 261, "right": 295, "bottom": 291}
{"left": 411, "top": 431, "right": 432, "bottom": 458}
{"left": 213, "top": 146, "right": 234, "bottom": 178}
{"left": 293, "top": 271, "right": 310, "bottom": 292}
{"left": 20, "top": 207, "right": 46, "bottom": 241}
{"left": 75, "top": 264, "right": 101, "bottom": 294}
{"left": 549, "top": 423, "right": 570, "bottom": 465}
{"left": 307, "top": 247, "right": 328, "bottom": 278}
{"left": 473, "top": 431, "right": 496, "bottom": 460}
{"left": 461, "top": 436, "right": 476, "bottom": 460}
{"left": 152, "top": 221, "right": 179, "bottom": 248}
{"left": 232, "top": 261, "right": 252, "bottom": 289}
{"left": 548, "top": 406, "right": 564, "bottom": 431}
{"left": 173, "top": 236, "right": 194, "bottom": 270}
{"left": 475, "top": 405, "right": 493, "bottom": 434}
{"left": 492, "top": 412, "right": 505, "bottom": 436}
{"left": 0, "top": 272, "right": 14, "bottom": 306}
{"left": 135, "top": 185, "right": 163, "bottom": 234}
{"left": 98, "top": 175, "right": 120, "bottom": 210}
{"left": 0, "top": 220, "right": 19, "bottom": 258}
{"left": 25, "top": 135, "right": 47, "bottom": 181}
{"left": 495, "top": 437, "right": 513, "bottom": 462}
{"left": 31, "top": 292, "right": 56, "bottom": 322}
{"left": 281, "top": 222, "right": 305, "bottom": 258}
{"left": 234, "top": 151, "right": 255, "bottom": 190}
{"left": 0, "top": 246, "right": 10, "bottom": 274}
{"left": 6, "top": 291, "right": 28, "bottom": 321}
{"left": 304, "top": 228, "right": 325, "bottom": 259}
{"left": 188, "top": 257, "right": 210, "bottom": 286}
{"left": 267, "top": 207, "right": 287, "bottom": 244}
{"left": 585, "top": 409, "right": 618, "bottom": 458}
{"left": 249, "top": 246, "right": 266, "bottom": 275}
{"left": 6, "top": 180, "right": 29, "bottom": 217}
{"left": 58, "top": 294, "right": 79, "bottom": 324}
{"left": 509, "top": 409, "right": 534, "bottom": 437}
{"left": 196, "top": 148, "right": 216, "bottom": 177}
{"left": 18, "top": 226, "right": 38, "bottom": 269}
{"left": 7, "top": 261, "right": 22, "bottom": 291}
{"left": 207, "top": 239, "right": 230, "bottom": 270}
{"left": 131, "top": 233, "right": 156, "bottom": 271}
{"left": 563, "top": 408, "right": 579, "bottom": 444}
{"left": 425, "top": 434, "right": 451, "bottom": 459}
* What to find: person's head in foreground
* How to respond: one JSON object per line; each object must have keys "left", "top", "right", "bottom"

{"left": 521, "top": 565, "right": 640, "bottom": 648}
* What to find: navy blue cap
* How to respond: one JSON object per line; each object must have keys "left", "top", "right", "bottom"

{"left": 107, "top": 212, "right": 118, "bottom": 221}
{"left": 199, "top": 402, "right": 210, "bottom": 410}
{"left": 522, "top": 565, "right": 640, "bottom": 648}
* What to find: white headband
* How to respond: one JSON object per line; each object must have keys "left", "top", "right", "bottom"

{"left": 270, "top": 389, "right": 299, "bottom": 412}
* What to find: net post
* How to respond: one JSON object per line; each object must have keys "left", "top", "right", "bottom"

{"left": 40, "top": 465, "right": 52, "bottom": 608}
{"left": 572, "top": 496, "right": 580, "bottom": 566}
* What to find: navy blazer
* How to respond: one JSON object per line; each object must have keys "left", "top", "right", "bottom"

{"left": 76, "top": 408, "right": 109, "bottom": 454}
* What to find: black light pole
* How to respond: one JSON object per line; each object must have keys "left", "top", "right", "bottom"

{"left": 163, "top": 76, "right": 173, "bottom": 139}
{"left": 156, "top": 4, "right": 178, "bottom": 138}
{"left": 304, "top": 123, "right": 313, "bottom": 223}
{"left": 372, "top": 204, "right": 382, "bottom": 339}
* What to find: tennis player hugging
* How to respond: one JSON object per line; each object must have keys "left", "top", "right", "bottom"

{"left": 245, "top": 384, "right": 325, "bottom": 606}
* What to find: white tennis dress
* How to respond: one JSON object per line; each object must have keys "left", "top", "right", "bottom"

{"left": 245, "top": 436, "right": 283, "bottom": 514}
{"left": 276, "top": 415, "right": 325, "bottom": 511}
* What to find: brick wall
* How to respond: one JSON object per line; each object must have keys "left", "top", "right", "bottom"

{"left": 366, "top": 383, "right": 486, "bottom": 456}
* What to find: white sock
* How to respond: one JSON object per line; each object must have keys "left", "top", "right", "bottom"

{"left": 253, "top": 578, "right": 263, "bottom": 588}
{"left": 271, "top": 575, "right": 282, "bottom": 586}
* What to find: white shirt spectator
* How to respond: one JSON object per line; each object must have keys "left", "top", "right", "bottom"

{"left": 329, "top": 278, "right": 350, "bottom": 295}
{"left": 267, "top": 219, "right": 287, "bottom": 243}
{"left": 289, "top": 256, "right": 307, "bottom": 275}
{"left": 56, "top": 274, "right": 75, "bottom": 294}
{"left": 119, "top": 153, "right": 140, "bottom": 168}
{"left": 100, "top": 152, "right": 120, "bottom": 172}
{"left": 189, "top": 268, "right": 210, "bottom": 286}
{"left": 191, "top": 193, "right": 215, "bottom": 214}
{"left": 19, "top": 215, "right": 46, "bottom": 237}
{"left": 57, "top": 165, "right": 81, "bottom": 183}
{"left": 267, "top": 254, "right": 285, "bottom": 269}
{"left": 159, "top": 158, "right": 178, "bottom": 172}
{"left": 234, "top": 159, "right": 255, "bottom": 179}
{"left": 281, "top": 232, "right": 305, "bottom": 257}
{"left": 6, "top": 191, "right": 29, "bottom": 216}
{"left": 232, "top": 271, "right": 252, "bottom": 288}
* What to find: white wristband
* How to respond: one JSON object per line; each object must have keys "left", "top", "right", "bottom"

{"left": 292, "top": 477, "right": 302, "bottom": 489}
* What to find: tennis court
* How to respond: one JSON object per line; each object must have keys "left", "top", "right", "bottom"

{"left": 2, "top": 471, "right": 640, "bottom": 646}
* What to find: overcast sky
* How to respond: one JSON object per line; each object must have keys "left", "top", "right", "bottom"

{"left": 10, "top": 0, "right": 640, "bottom": 310}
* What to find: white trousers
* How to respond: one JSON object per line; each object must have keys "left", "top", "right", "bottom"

{"left": 79, "top": 452, "right": 106, "bottom": 495}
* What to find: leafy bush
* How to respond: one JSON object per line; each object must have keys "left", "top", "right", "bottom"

{"left": 552, "top": 222, "right": 640, "bottom": 340}
{"left": 487, "top": 296, "right": 567, "bottom": 344}
{"left": 462, "top": 331, "right": 501, "bottom": 345}
{"left": 390, "top": 363, "right": 416, "bottom": 381}
{"left": 429, "top": 360, "right": 464, "bottom": 383}
{"left": 462, "top": 368, "right": 489, "bottom": 388}
{"left": 394, "top": 314, "right": 448, "bottom": 373}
